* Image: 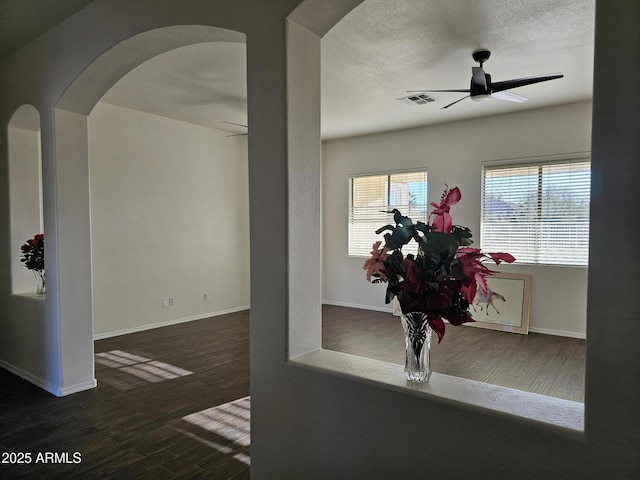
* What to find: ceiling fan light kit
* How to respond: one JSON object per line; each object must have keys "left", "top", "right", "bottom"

{"left": 408, "top": 49, "right": 563, "bottom": 109}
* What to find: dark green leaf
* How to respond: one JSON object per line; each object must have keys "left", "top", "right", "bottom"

{"left": 451, "top": 225, "right": 474, "bottom": 246}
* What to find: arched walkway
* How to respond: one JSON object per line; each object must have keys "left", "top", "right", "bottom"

{"left": 52, "top": 25, "right": 246, "bottom": 395}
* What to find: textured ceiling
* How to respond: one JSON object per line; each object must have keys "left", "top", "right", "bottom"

{"left": 321, "top": 0, "right": 595, "bottom": 138}
{"left": 100, "top": 42, "right": 248, "bottom": 135}
{"left": 3, "top": 0, "right": 596, "bottom": 139}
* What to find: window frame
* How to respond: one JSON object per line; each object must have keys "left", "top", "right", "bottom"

{"left": 480, "top": 152, "right": 591, "bottom": 267}
{"left": 348, "top": 168, "right": 428, "bottom": 258}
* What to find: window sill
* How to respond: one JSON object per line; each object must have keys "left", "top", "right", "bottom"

{"left": 508, "top": 262, "right": 589, "bottom": 269}
{"left": 290, "top": 349, "right": 585, "bottom": 438}
{"left": 12, "top": 292, "right": 45, "bottom": 301}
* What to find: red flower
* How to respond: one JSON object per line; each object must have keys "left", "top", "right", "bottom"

{"left": 456, "top": 247, "right": 515, "bottom": 302}
{"left": 427, "top": 313, "right": 446, "bottom": 343}
{"left": 20, "top": 233, "right": 45, "bottom": 271}
{"left": 401, "top": 258, "right": 421, "bottom": 288}
{"left": 397, "top": 259, "right": 425, "bottom": 308}
{"left": 429, "top": 186, "right": 461, "bottom": 233}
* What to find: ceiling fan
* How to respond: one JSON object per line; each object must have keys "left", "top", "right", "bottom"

{"left": 222, "top": 121, "right": 248, "bottom": 137}
{"left": 408, "top": 49, "right": 563, "bottom": 109}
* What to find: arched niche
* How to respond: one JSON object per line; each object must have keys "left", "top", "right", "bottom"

{"left": 8, "top": 104, "right": 43, "bottom": 296}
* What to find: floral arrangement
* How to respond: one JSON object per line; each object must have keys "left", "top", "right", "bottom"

{"left": 363, "top": 186, "right": 514, "bottom": 343}
{"left": 20, "top": 233, "right": 44, "bottom": 271}
{"left": 21, "top": 233, "right": 45, "bottom": 294}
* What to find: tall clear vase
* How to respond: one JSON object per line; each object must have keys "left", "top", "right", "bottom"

{"left": 401, "top": 312, "right": 432, "bottom": 382}
{"left": 33, "top": 269, "right": 45, "bottom": 296}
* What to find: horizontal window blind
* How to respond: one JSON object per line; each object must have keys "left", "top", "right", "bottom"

{"left": 481, "top": 159, "right": 590, "bottom": 266}
{"left": 349, "top": 171, "right": 427, "bottom": 257}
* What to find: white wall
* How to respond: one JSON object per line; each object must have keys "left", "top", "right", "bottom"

{"left": 88, "top": 102, "right": 249, "bottom": 337}
{"left": 322, "top": 101, "right": 591, "bottom": 337}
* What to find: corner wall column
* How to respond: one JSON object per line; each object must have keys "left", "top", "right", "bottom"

{"left": 52, "top": 109, "right": 96, "bottom": 395}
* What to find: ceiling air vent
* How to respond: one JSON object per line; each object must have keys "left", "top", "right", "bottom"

{"left": 396, "top": 93, "right": 437, "bottom": 106}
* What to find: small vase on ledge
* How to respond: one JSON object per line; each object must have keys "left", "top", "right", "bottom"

{"left": 33, "top": 270, "right": 45, "bottom": 296}
{"left": 401, "top": 312, "right": 432, "bottom": 382}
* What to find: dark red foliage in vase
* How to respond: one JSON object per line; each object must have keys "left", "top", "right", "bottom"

{"left": 20, "top": 233, "right": 45, "bottom": 271}
{"left": 364, "top": 187, "right": 514, "bottom": 343}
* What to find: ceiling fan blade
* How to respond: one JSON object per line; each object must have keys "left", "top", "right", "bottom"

{"left": 222, "top": 120, "right": 248, "bottom": 128}
{"left": 407, "top": 89, "right": 470, "bottom": 93}
{"left": 471, "top": 66, "right": 487, "bottom": 90}
{"left": 441, "top": 95, "right": 470, "bottom": 109}
{"left": 491, "top": 73, "right": 563, "bottom": 93}
{"left": 490, "top": 91, "right": 527, "bottom": 103}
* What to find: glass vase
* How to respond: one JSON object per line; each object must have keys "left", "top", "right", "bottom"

{"left": 401, "top": 312, "right": 432, "bottom": 382}
{"left": 33, "top": 270, "right": 45, "bottom": 296}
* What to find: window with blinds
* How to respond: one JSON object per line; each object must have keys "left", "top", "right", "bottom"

{"left": 481, "top": 159, "right": 591, "bottom": 266}
{"left": 349, "top": 171, "right": 427, "bottom": 257}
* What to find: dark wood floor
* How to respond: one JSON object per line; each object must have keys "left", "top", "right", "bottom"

{"left": 0, "top": 310, "right": 250, "bottom": 479}
{"left": 0, "top": 305, "right": 585, "bottom": 478}
{"left": 322, "top": 304, "right": 586, "bottom": 402}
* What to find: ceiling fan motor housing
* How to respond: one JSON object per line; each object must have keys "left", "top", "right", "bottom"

{"left": 470, "top": 73, "right": 492, "bottom": 97}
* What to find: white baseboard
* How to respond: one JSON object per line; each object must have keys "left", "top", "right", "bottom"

{"left": 322, "top": 300, "right": 393, "bottom": 314}
{"left": 0, "top": 359, "right": 97, "bottom": 397}
{"left": 93, "top": 305, "right": 250, "bottom": 340}
{"left": 528, "top": 327, "right": 586, "bottom": 339}
{"left": 56, "top": 379, "right": 98, "bottom": 396}
{"left": 323, "top": 301, "right": 586, "bottom": 339}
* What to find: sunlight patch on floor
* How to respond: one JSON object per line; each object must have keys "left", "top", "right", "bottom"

{"left": 95, "top": 350, "right": 193, "bottom": 389}
{"left": 178, "top": 396, "right": 251, "bottom": 465}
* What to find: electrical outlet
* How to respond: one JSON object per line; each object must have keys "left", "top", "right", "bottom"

{"left": 168, "top": 297, "right": 174, "bottom": 306}
{"left": 162, "top": 297, "right": 170, "bottom": 307}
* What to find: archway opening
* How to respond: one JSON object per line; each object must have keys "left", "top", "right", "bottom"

{"left": 55, "top": 24, "right": 248, "bottom": 378}
{"left": 286, "top": 0, "right": 591, "bottom": 432}
{"left": 88, "top": 41, "right": 249, "bottom": 341}
{"left": 52, "top": 23, "right": 251, "bottom": 470}
{"left": 318, "top": 0, "right": 593, "bottom": 403}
